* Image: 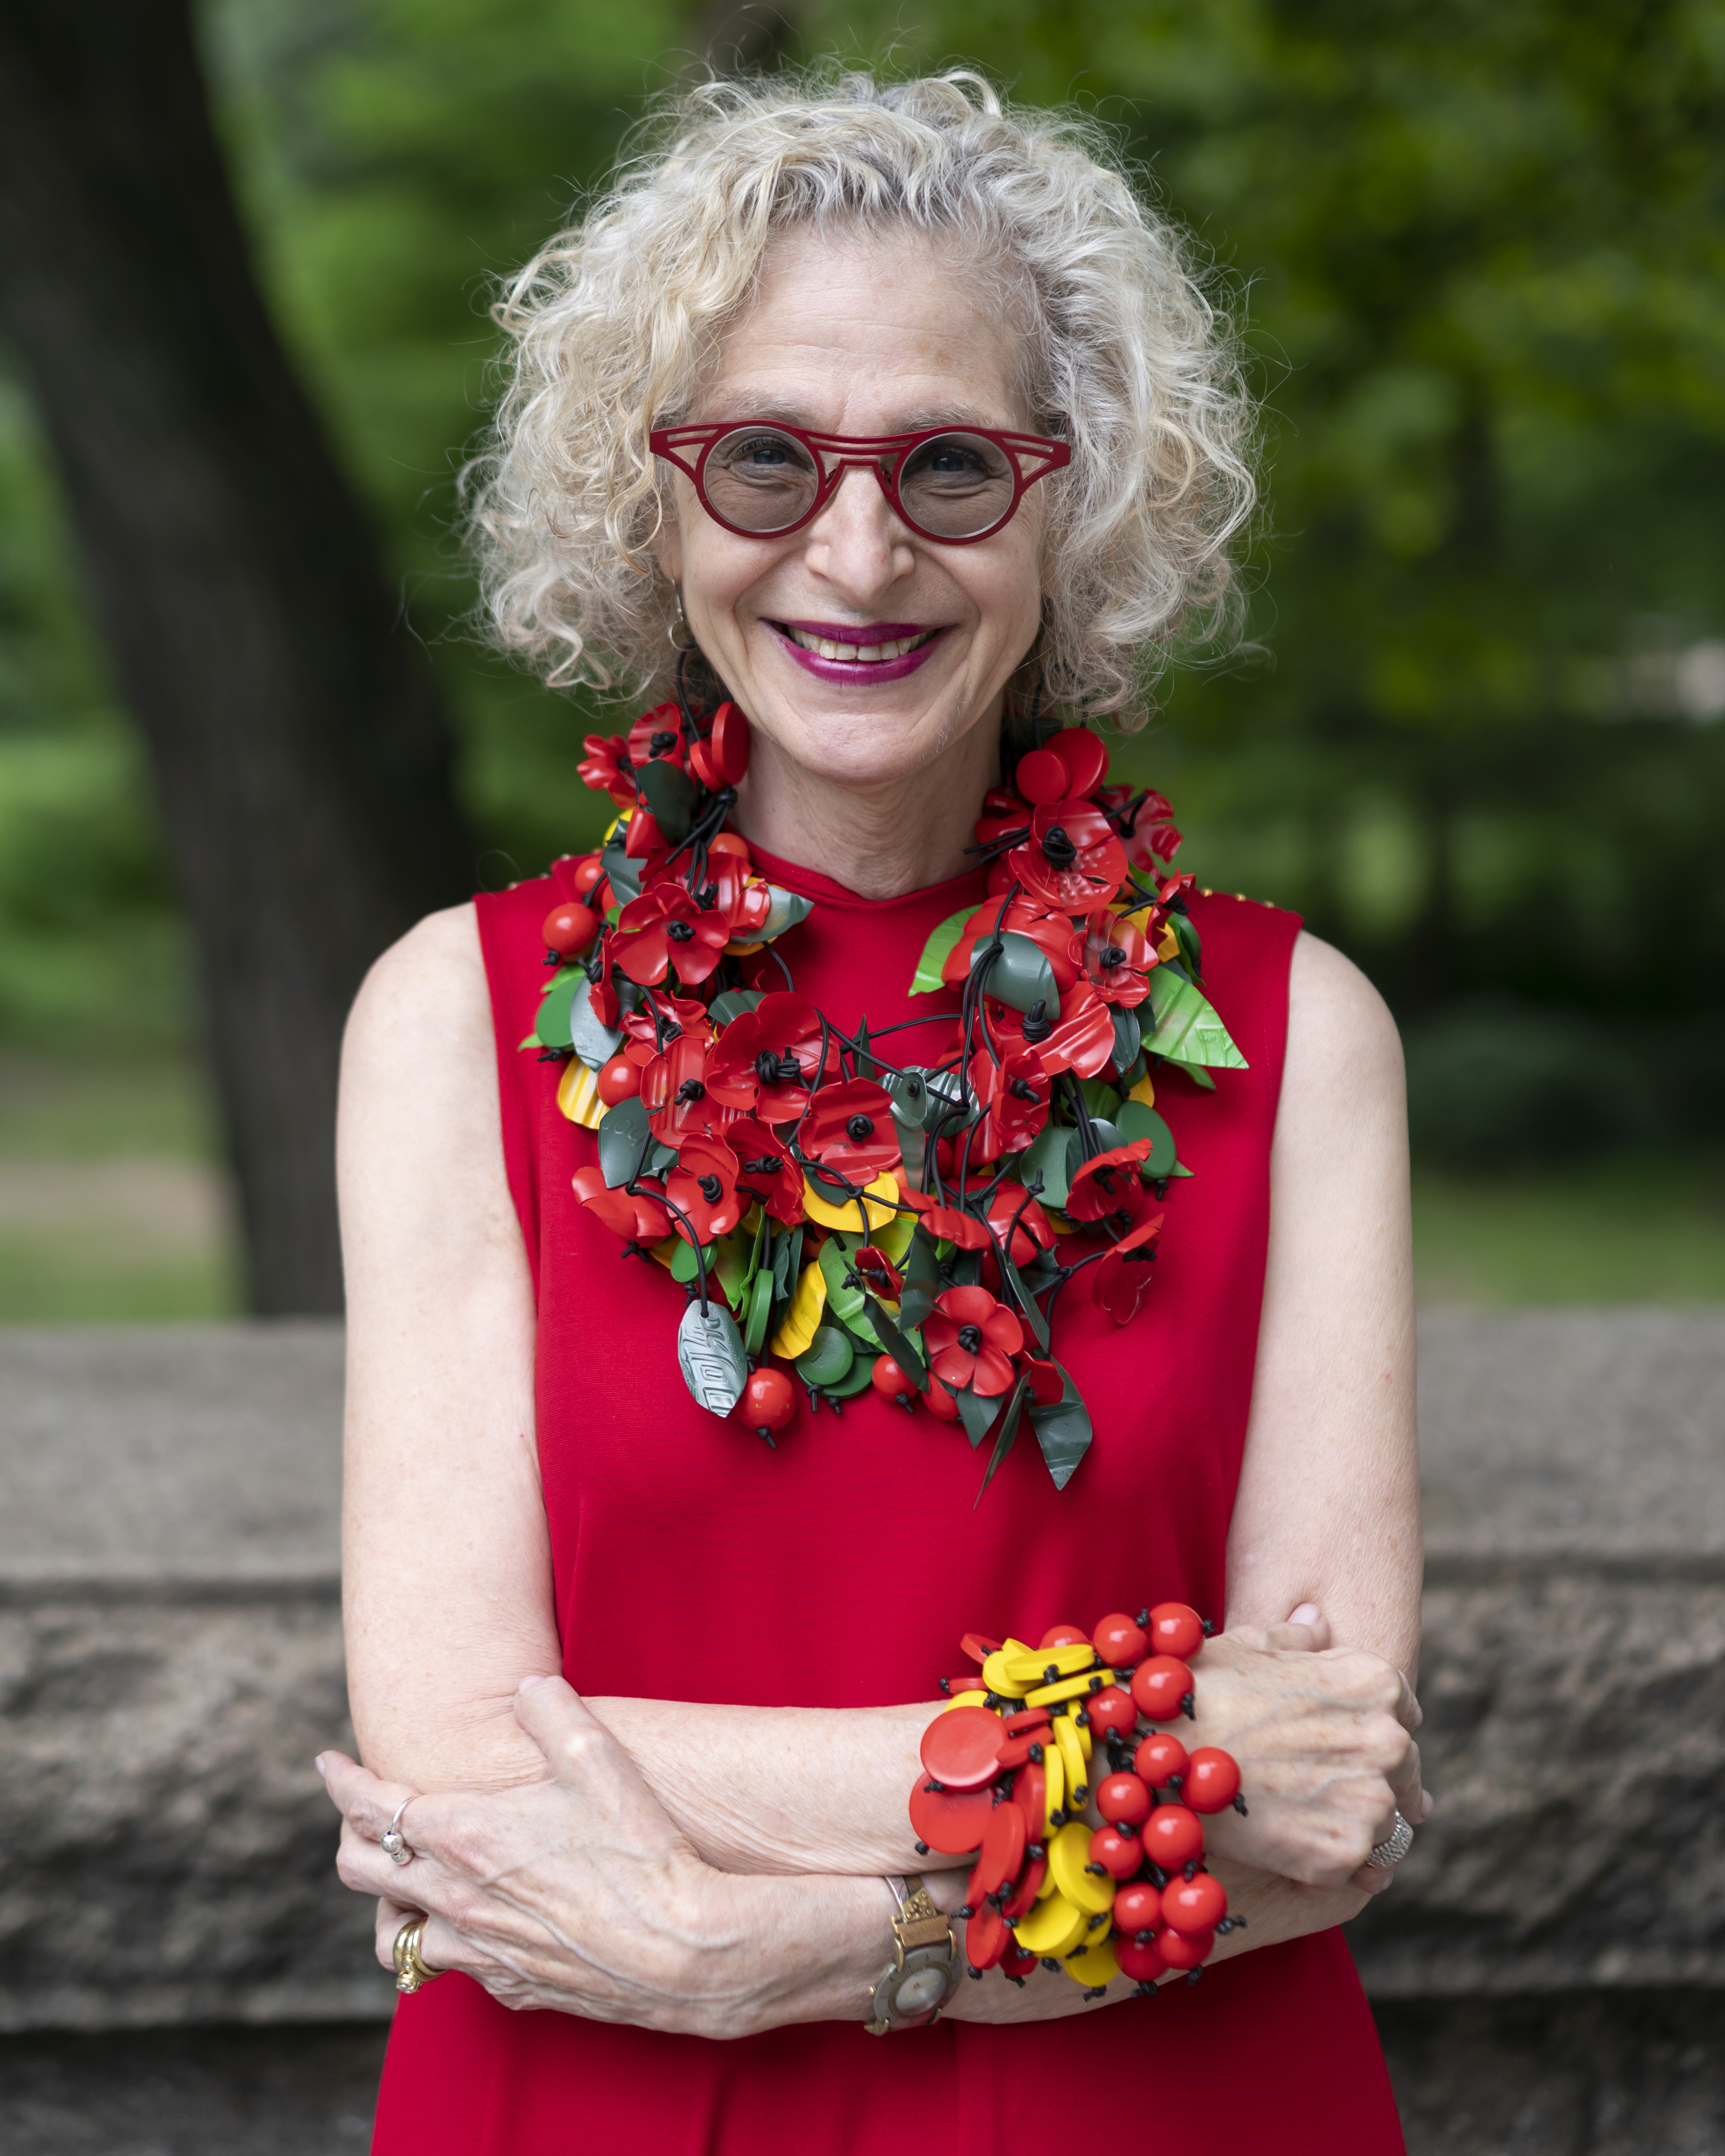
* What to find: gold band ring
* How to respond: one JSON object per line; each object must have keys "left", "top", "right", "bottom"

{"left": 393, "top": 1915, "right": 443, "bottom": 1993}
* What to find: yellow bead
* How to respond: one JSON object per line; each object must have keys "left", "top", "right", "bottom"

{"left": 1042, "top": 1733, "right": 1065, "bottom": 1833}
{"left": 1001, "top": 1641, "right": 1098, "bottom": 1686}
{"left": 1010, "top": 1891, "right": 1088, "bottom": 1958}
{"left": 981, "top": 1649, "right": 1030, "bottom": 1700}
{"left": 1025, "top": 1671, "right": 1105, "bottom": 1707}
{"left": 1053, "top": 1715, "right": 1089, "bottom": 1802}
{"left": 555, "top": 1059, "right": 608, "bottom": 1130}
{"left": 1048, "top": 1819, "right": 1115, "bottom": 1914}
{"left": 943, "top": 1690, "right": 990, "bottom": 1710}
{"left": 1062, "top": 1934, "right": 1121, "bottom": 1987}
{"left": 799, "top": 1169, "right": 898, "bottom": 1234}
{"left": 769, "top": 1261, "right": 826, "bottom": 1360}
{"left": 1126, "top": 1072, "right": 1156, "bottom": 1109}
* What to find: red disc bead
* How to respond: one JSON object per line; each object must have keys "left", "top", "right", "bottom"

{"left": 1155, "top": 1925, "right": 1213, "bottom": 1969}
{"left": 920, "top": 1705, "right": 1005, "bottom": 1792}
{"left": 871, "top": 1356, "right": 919, "bottom": 1408}
{"left": 1134, "top": 1732, "right": 1190, "bottom": 1788}
{"left": 1092, "top": 1610, "right": 1150, "bottom": 1668}
{"left": 596, "top": 1055, "right": 641, "bottom": 1106}
{"left": 907, "top": 1779, "right": 994, "bottom": 1855}
{"left": 541, "top": 901, "right": 600, "bottom": 957}
{"left": 1184, "top": 1747, "right": 1242, "bottom": 1815}
{"left": 1048, "top": 726, "right": 1108, "bottom": 797}
{"left": 1012, "top": 1761, "right": 1046, "bottom": 1844}
{"left": 1088, "top": 1825, "right": 1142, "bottom": 1880}
{"left": 1038, "top": 1622, "right": 1089, "bottom": 1650}
{"left": 1163, "top": 1871, "right": 1228, "bottom": 1935}
{"left": 965, "top": 1901, "right": 1010, "bottom": 1970}
{"left": 1113, "top": 1879, "right": 1162, "bottom": 1936}
{"left": 1147, "top": 1602, "right": 1206, "bottom": 1661}
{"left": 1002, "top": 1942, "right": 1040, "bottom": 1980}
{"left": 1095, "top": 1771, "right": 1152, "bottom": 1828}
{"left": 1084, "top": 1685, "right": 1137, "bottom": 1739}
{"left": 1130, "top": 1655, "right": 1193, "bottom": 1723}
{"left": 1114, "top": 1934, "right": 1167, "bottom": 1985}
{"left": 1142, "top": 1803, "right": 1204, "bottom": 1870}
{"left": 740, "top": 1367, "right": 794, "bottom": 1433}
{"left": 708, "top": 701, "right": 750, "bottom": 786}
{"left": 974, "top": 1800, "right": 1029, "bottom": 1897}
{"left": 1000, "top": 1851, "right": 1048, "bottom": 1920}
{"left": 1013, "top": 748, "right": 1069, "bottom": 806}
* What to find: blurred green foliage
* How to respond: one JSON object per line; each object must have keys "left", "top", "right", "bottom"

{"left": 1, "top": 0, "right": 1722, "bottom": 1166}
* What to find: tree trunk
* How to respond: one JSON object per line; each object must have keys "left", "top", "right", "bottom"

{"left": 0, "top": 0, "right": 477, "bottom": 1312}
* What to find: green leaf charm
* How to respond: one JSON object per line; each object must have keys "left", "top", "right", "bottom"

{"left": 1029, "top": 1363, "right": 1093, "bottom": 1490}
{"left": 976, "top": 1376, "right": 1030, "bottom": 1501}
{"left": 909, "top": 904, "right": 981, "bottom": 994}
{"left": 954, "top": 1384, "right": 1000, "bottom": 1450}
{"left": 634, "top": 758, "right": 696, "bottom": 844}
{"left": 676, "top": 1299, "right": 748, "bottom": 1417}
{"left": 1146, "top": 969, "right": 1247, "bottom": 1069}
{"left": 1115, "top": 1100, "right": 1178, "bottom": 1177}
{"left": 598, "top": 1097, "right": 667, "bottom": 1189}
{"left": 973, "top": 931, "right": 1057, "bottom": 1016}
{"left": 1019, "top": 1120, "right": 1075, "bottom": 1209}
{"left": 795, "top": 1325, "right": 854, "bottom": 1388}
{"left": 897, "top": 1229, "right": 943, "bottom": 1333}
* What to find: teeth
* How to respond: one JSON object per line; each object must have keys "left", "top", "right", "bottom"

{"left": 787, "top": 626, "right": 928, "bottom": 663}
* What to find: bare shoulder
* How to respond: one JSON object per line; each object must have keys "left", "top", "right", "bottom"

{"left": 1284, "top": 929, "right": 1404, "bottom": 1100}
{"left": 343, "top": 901, "right": 489, "bottom": 1068}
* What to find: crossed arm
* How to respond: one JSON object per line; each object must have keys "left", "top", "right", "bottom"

{"left": 323, "top": 905, "right": 1425, "bottom": 2035}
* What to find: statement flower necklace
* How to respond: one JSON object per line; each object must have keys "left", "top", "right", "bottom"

{"left": 524, "top": 691, "right": 1244, "bottom": 1498}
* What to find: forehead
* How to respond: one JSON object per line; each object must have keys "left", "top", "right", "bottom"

{"left": 696, "top": 223, "right": 1027, "bottom": 433}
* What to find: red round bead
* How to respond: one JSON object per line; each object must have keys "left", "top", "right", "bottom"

{"left": 1084, "top": 1685, "right": 1137, "bottom": 1739}
{"left": 1114, "top": 1934, "right": 1167, "bottom": 1984}
{"left": 1092, "top": 1611, "right": 1150, "bottom": 1668}
{"left": 923, "top": 1376, "right": 961, "bottom": 1422}
{"left": 920, "top": 1705, "right": 1005, "bottom": 1792}
{"left": 1112, "top": 1879, "right": 1162, "bottom": 1936}
{"left": 596, "top": 1055, "right": 641, "bottom": 1107}
{"left": 1014, "top": 747, "right": 1069, "bottom": 805}
{"left": 1142, "top": 1804, "right": 1204, "bottom": 1870}
{"left": 570, "top": 854, "right": 604, "bottom": 897}
{"left": 1184, "top": 1748, "right": 1242, "bottom": 1815}
{"left": 1038, "top": 1622, "right": 1089, "bottom": 1650}
{"left": 1088, "top": 1825, "right": 1142, "bottom": 1880}
{"left": 1134, "top": 1732, "right": 1190, "bottom": 1788}
{"left": 740, "top": 1367, "right": 794, "bottom": 1433}
{"left": 1155, "top": 1924, "right": 1213, "bottom": 1969}
{"left": 1095, "top": 1771, "right": 1151, "bottom": 1828}
{"left": 541, "top": 901, "right": 600, "bottom": 957}
{"left": 871, "top": 1356, "right": 919, "bottom": 1408}
{"left": 1163, "top": 1871, "right": 1228, "bottom": 1935}
{"left": 1130, "top": 1655, "right": 1193, "bottom": 1723}
{"left": 907, "top": 1779, "right": 994, "bottom": 1855}
{"left": 1147, "top": 1602, "right": 1206, "bottom": 1661}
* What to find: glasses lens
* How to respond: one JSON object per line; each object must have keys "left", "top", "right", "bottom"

{"left": 896, "top": 432, "right": 1017, "bottom": 538}
{"left": 702, "top": 427, "right": 821, "bottom": 533}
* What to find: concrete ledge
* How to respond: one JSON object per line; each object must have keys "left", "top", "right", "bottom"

{"left": 1, "top": 1312, "right": 1722, "bottom": 2029}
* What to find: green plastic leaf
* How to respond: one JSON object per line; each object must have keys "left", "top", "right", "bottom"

{"left": 1028, "top": 1361, "right": 1092, "bottom": 1489}
{"left": 973, "top": 931, "right": 1056, "bottom": 1016}
{"left": 600, "top": 835, "right": 641, "bottom": 907}
{"left": 897, "top": 1229, "right": 943, "bottom": 1332}
{"left": 1146, "top": 969, "right": 1247, "bottom": 1070}
{"left": 909, "top": 904, "right": 981, "bottom": 995}
{"left": 669, "top": 1237, "right": 702, "bottom": 1284}
{"left": 598, "top": 1097, "right": 656, "bottom": 1189}
{"left": 1110, "top": 1007, "right": 1142, "bottom": 1073}
{"left": 743, "top": 1267, "right": 774, "bottom": 1358}
{"left": 532, "top": 969, "right": 583, "bottom": 1051}
{"left": 818, "top": 1236, "right": 869, "bottom": 1327}
{"left": 634, "top": 758, "right": 696, "bottom": 844}
{"left": 1172, "top": 909, "right": 1202, "bottom": 977}
{"left": 677, "top": 1298, "right": 748, "bottom": 1417}
{"left": 567, "top": 974, "right": 625, "bottom": 1070}
{"left": 714, "top": 1233, "right": 751, "bottom": 1312}
{"left": 994, "top": 1240, "right": 1050, "bottom": 1352}
{"left": 760, "top": 886, "right": 814, "bottom": 941}
{"left": 955, "top": 1384, "right": 1000, "bottom": 1450}
{"left": 863, "top": 1297, "right": 927, "bottom": 1387}
{"left": 710, "top": 989, "right": 764, "bottom": 1026}
{"left": 517, "top": 1032, "right": 542, "bottom": 1051}
{"left": 1078, "top": 1079, "right": 1124, "bottom": 1122}
{"left": 1115, "top": 1101, "right": 1178, "bottom": 1177}
{"left": 976, "top": 1376, "right": 1029, "bottom": 1502}
{"left": 795, "top": 1325, "right": 854, "bottom": 1388}
{"left": 887, "top": 1066, "right": 932, "bottom": 1131}
{"left": 1018, "top": 1120, "right": 1075, "bottom": 1210}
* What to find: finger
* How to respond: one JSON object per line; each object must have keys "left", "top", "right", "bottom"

{"left": 320, "top": 1751, "right": 421, "bottom": 1846}
{"left": 1350, "top": 1861, "right": 1399, "bottom": 1895}
{"left": 1388, "top": 1735, "right": 1425, "bottom": 1824}
{"left": 514, "top": 1676, "right": 676, "bottom": 1819}
{"left": 1261, "top": 1612, "right": 1330, "bottom": 1653}
{"left": 375, "top": 1894, "right": 415, "bottom": 1971}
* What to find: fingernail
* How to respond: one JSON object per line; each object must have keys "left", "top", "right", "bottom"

{"left": 1289, "top": 1602, "right": 1321, "bottom": 1627}
{"left": 1421, "top": 1790, "right": 1437, "bottom": 1820}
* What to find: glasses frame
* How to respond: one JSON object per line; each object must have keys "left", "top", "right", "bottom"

{"left": 648, "top": 420, "right": 1071, "bottom": 546}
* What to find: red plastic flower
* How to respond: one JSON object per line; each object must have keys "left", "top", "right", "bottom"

{"left": 801, "top": 1079, "right": 900, "bottom": 1180}
{"left": 853, "top": 1245, "right": 904, "bottom": 1299}
{"left": 973, "top": 783, "right": 1032, "bottom": 849}
{"left": 614, "top": 885, "right": 731, "bottom": 988}
{"left": 1019, "top": 982, "right": 1117, "bottom": 1081}
{"left": 1065, "top": 1140, "right": 1155, "bottom": 1223}
{"left": 639, "top": 1032, "right": 731, "bottom": 1144}
{"left": 984, "top": 1181, "right": 1056, "bottom": 1267}
{"left": 665, "top": 1133, "right": 743, "bottom": 1244}
{"left": 1006, "top": 798, "right": 1128, "bottom": 911}
{"left": 942, "top": 895, "right": 1080, "bottom": 996}
{"left": 921, "top": 1203, "right": 993, "bottom": 1251}
{"left": 626, "top": 702, "right": 689, "bottom": 773}
{"left": 621, "top": 994, "right": 711, "bottom": 1062}
{"left": 577, "top": 733, "right": 635, "bottom": 805}
{"left": 924, "top": 1285, "right": 1025, "bottom": 1397}
{"left": 571, "top": 1163, "right": 670, "bottom": 1243}
{"left": 698, "top": 853, "right": 772, "bottom": 940}
{"left": 1119, "top": 788, "right": 1182, "bottom": 873}
{"left": 968, "top": 1047, "right": 1050, "bottom": 1155}
{"left": 725, "top": 1117, "right": 805, "bottom": 1227}
{"left": 1092, "top": 1205, "right": 1164, "bottom": 1324}
{"left": 706, "top": 993, "right": 826, "bottom": 1120}
{"left": 1073, "top": 909, "right": 1158, "bottom": 1007}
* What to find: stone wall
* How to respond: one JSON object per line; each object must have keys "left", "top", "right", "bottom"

{"left": 2, "top": 1314, "right": 1723, "bottom": 2150}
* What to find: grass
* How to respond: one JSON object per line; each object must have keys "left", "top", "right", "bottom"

{"left": 0, "top": 1053, "right": 1721, "bottom": 1320}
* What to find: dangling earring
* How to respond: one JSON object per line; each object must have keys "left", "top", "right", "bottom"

{"left": 668, "top": 584, "right": 700, "bottom": 653}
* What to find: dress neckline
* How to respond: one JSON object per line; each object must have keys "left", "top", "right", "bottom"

{"left": 745, "top": 840, "right": 987, "bottom": 914}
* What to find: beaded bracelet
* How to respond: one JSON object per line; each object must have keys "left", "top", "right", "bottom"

{"left": 909, "top": 1605, "right": 1246, "bottom": 1994}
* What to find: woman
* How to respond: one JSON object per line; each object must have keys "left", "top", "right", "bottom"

{"left": 321, "top": 70, "right": 1426, "bottom": 2153}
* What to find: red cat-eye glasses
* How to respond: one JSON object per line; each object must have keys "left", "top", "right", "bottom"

{"left": 649, "top": 420, "right": 1071, "bottom": 545}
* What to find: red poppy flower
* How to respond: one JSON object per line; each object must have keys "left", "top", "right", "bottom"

{"left": 571, "top": 1163, "right": 670, "bottom": 1243}
{"left": 1092, "top": 1205, "right": 1164, "bottom": 1324}
{"left": 614, "top": 885, "right": 731, "bottom": 988}
{"left": 1025, "top": 982, "right": 1118, "bottom": 1080}
{"left": 725, "top": 1117, "right": 805, "bottom": 1226}
{"left": 577, "top": 733, "right": 635, "bottom": 805}
{"left": 621, "top": 993, "right": 711, "bottom": 1061}
{"left": 942, "top": 896, "right": 1080, "bottom": 995}
{"left": 1073, "top": 908, "right": 1159, "bottom": 1007}
{"left": 1065, "top": 1140, "right": 1155, "bottom": 1223}
{"left": 626, "top": 702, "right": 689, "bottom": 773}
{"left": 665, "top": 1133, "right": 743, "bottom": 1244}
{"left": 622, "top": 805, "right": 671, "bottom": 866}
{"left": 1118, "top": 788, "right": 1181, "bottom": 872}
{"left": 973, "top": 783, "right": 1031, "bottom": 848}
{"left": 1020, "top": 1354, "right": 1065, "bottom": 1406}
{"left": 853, "top": 1245, "right": 904, "bottom": 1299}
{"left": 801, "top": 1079, "right": 900, "bottom": 1179}
{"left": 983, "top": 1182, "right": 1056, "bottom": 1266}
{"left": 697, "top": 853, "right": 772, "bottom": 940}
{"left": 1006, "top": 798, "right": 1128, "bottom": 911}
{"left": 924, "top": 1285, "right": 1025, "bottom": 1397}
{"left": 921, "top": 1203, "right": 993, "bottom": 1250}
{"left": 706, "top": 993, "right": 826, "bottom": 1119}
{"left": 968, "top": 1047, "right": 1050, "bottom": 1154}
{"left": 639, "top": 1033, "right": 731, "bottom": 1145}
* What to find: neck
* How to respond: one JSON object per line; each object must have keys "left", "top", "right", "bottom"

{"left": 730, "top": 719, "right": 1001, "bottom": 899}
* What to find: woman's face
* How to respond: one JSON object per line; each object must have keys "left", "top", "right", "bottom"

{"left": 654, "top": 224, "right": 1046, "bottom": 793}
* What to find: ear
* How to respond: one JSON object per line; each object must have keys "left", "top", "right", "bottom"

{"left": 650, "top": 497, "right": 684, "bottom": 585}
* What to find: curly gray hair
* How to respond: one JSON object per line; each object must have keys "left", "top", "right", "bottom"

{"left": 468, "top": 67, "right": 1257, "bottom": 724}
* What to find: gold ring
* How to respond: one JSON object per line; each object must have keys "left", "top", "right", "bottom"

{"left": 393, "top": 1915, "right": 443, "bottom": 1993}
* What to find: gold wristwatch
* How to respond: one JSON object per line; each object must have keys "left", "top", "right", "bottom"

{"left": 864, "top": 1874, "right": 959, "bottom": 2034}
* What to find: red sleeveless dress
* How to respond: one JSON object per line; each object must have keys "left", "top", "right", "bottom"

{"left": 371, "top": 848, "right": 1404, "bottom": 2156}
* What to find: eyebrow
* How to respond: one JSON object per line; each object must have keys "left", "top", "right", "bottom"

{"left": 700, "top": 396, "right": 1014, "bottom": 435}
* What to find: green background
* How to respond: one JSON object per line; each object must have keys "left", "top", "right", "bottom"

{"left": 1, "top": 0, "right": 1722, "bottom": 1315}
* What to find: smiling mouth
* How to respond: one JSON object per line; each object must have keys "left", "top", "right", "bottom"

{"left": 775, "top": 623, "right": 939, "bottom": 664}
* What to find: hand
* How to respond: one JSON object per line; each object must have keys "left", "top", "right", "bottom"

{"left": 1186, "top": 1605, "right": 1430, "bottom": 1896}
{"left": 321, "top": 1675, "right": 795, "bottom": 2035}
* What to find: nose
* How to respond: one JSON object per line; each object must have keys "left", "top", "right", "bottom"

{"left": 801, "top": 462, "right": 915, "bottom": 601}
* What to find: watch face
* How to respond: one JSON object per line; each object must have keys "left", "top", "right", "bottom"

{"left": 891, "top": 1963, "right": 952, "bottom": 2018}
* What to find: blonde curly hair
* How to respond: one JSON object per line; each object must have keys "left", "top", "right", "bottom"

{"left": 469, "top": 68, "right": 1257, "bottom": 725}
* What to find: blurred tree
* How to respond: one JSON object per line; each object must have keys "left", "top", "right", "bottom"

{"left": 0, "top": 0, "right": 476, "bottom": 1312}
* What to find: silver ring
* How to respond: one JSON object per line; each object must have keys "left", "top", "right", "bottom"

{"left": 1367, "top": 1810, "right": 1414, "bottom": 1868}
{"left": 381, "top": 1796, "right": 416, "bottom": 1867}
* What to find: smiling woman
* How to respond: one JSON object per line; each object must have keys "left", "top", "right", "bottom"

{"left": 328, "top": 67, "right": 1422, "bottom": 2156}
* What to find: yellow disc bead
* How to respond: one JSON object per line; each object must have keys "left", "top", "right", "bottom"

{"left": 1047, "top": 1820, "right": 1115, "bottom": 1915}
{"left": 1009, "top": 1891, "right": 1088, "bottom": 1959}
{"left": 980, "top": 1650, "right": 1031, "bottom": 1700}
{"left": 1001, "top": 1641, "right": 1099, "bottom": 1687}
{"left": 1063, "top": 1934, "right": 1122, "bottom": 1987}
{"left": 1026, "top": 1672, "right": 1106, "bottom": 1707}
{"left": 800, "top": 1170, "right": 899, "bottom": 1234}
